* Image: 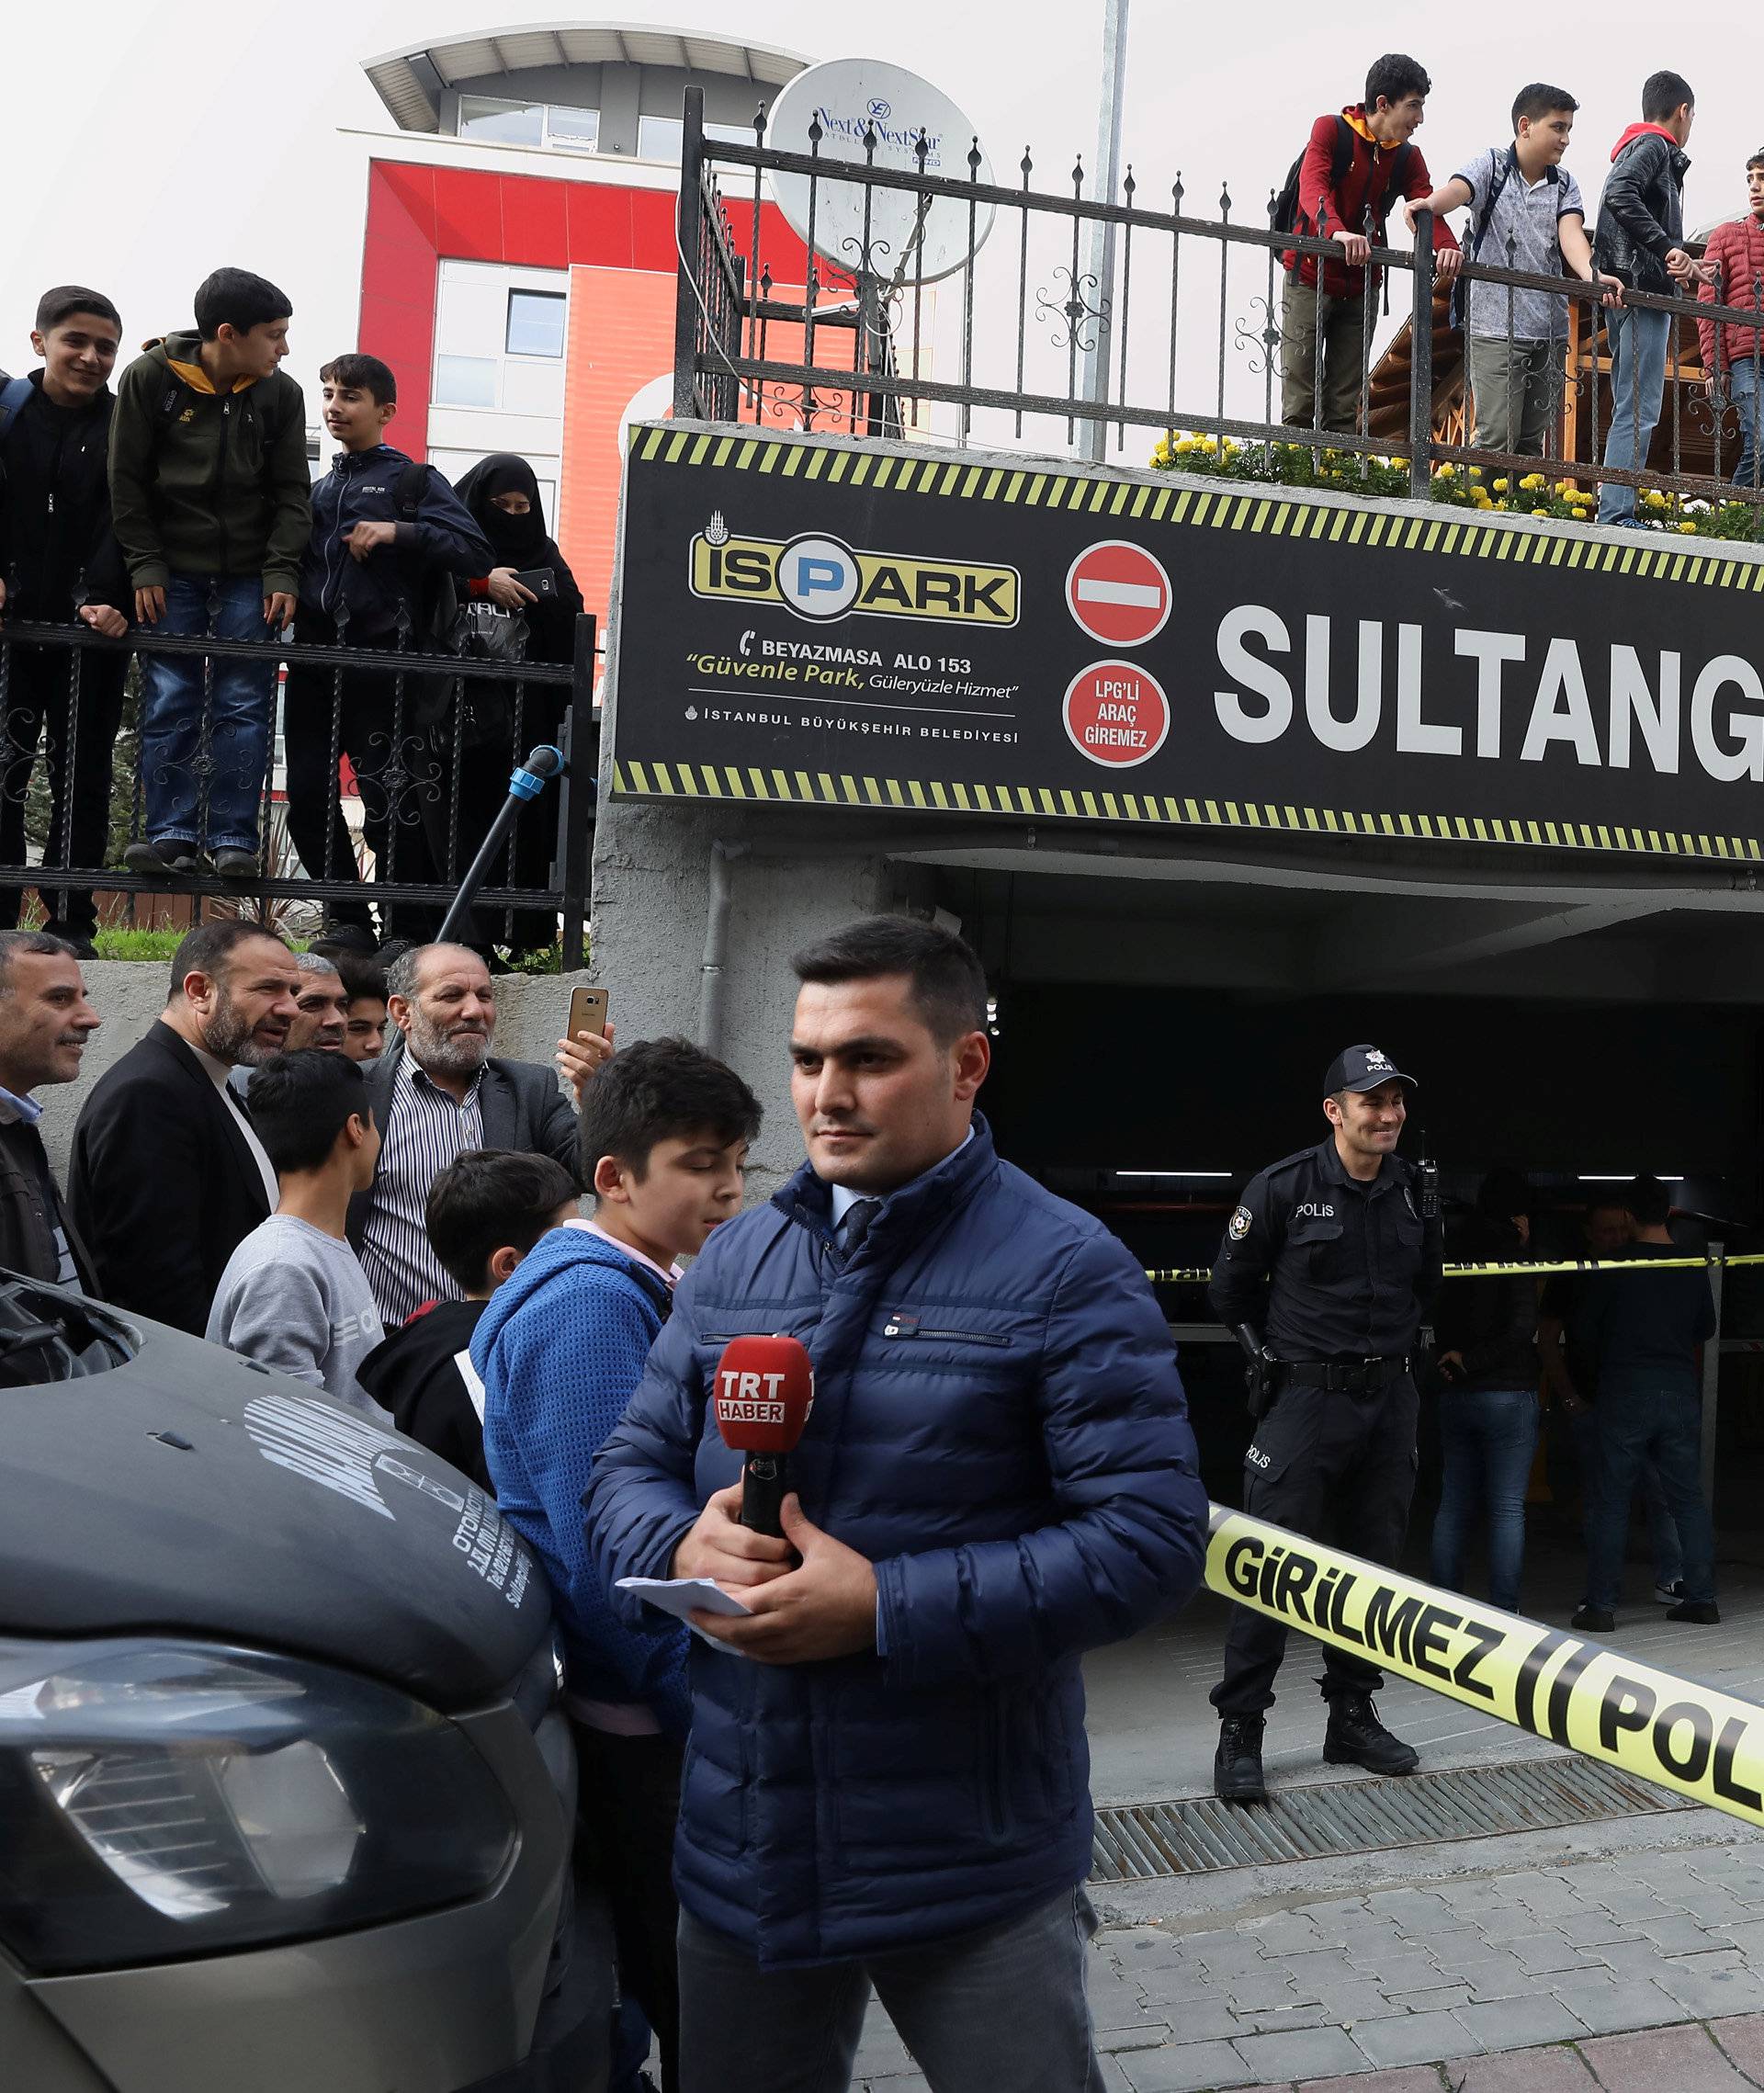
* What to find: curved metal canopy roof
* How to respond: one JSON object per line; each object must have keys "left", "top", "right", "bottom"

{"left": 362, "top": 21, "right": 809, "bottom": 132}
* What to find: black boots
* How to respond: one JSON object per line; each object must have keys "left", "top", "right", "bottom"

{"left": 1214, "top": 1714, "right": 1267, "bottom": 1803}
{"left": 1323, "top": 1692, "right": 1420, "bottom": 1776}
{"left": 1216, "top": 1700, "right": 1419, "bottom": 1801}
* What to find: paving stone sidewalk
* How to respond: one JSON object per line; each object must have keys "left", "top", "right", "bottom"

{"left": 1224, "top": 2013, "right": 1764, "bottom": 2090}
{"left": 851, "top": 1847, "right": 1764, "bottom": 2090}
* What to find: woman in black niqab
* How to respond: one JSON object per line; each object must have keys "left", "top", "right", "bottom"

{"left": 453, "top": 454, "right": 585, "bottom": 662}
{"left": 446, "top": 455, "right": 588, "bottom": 949}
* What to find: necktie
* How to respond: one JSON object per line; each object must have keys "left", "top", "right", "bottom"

{"left": 838, "top": 1197, "right": 883, "bottom": 1260}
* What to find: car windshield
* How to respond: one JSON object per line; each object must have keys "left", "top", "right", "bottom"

{"left": 0, "top": 1276, "right": 136, "bottom": 1385}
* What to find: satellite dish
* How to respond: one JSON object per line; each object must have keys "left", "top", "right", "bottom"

{"left": 763, "top": 57, "right": 995, "bottom": 288}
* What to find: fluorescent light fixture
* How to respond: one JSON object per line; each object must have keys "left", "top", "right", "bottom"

{"left": 1114, "top": 1170, "right": 1234, "bottom": 1179}
{"left": 1577, "top": 1174, "right": 1683, "bottom": 1182}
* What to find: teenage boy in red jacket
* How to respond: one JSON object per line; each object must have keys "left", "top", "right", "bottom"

{"left": 1698, "top": 150, "right": 1764, "bottom": 493}
{"left": 1281, "top": 53, "right": 1461, "bottom": 432}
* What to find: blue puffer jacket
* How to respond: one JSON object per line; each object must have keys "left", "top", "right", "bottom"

{"left": 476, "top": 1226, "right": 691, "bottom": 1737}
{"left": 584, "top": 1115, "right": 1207, "bottom": 1968}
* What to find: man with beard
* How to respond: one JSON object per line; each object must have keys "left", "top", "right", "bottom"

{"left": 227, "top": 953, "right": 349, "bottom": 1101}
{"left": 349, "top": 942, "right": 599, "bottom": 1325}
{"left": 70, "top": 920, "right": 300, "bottom": 1331}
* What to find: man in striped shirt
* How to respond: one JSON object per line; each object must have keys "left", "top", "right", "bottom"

{"left": 351, "top": 943, "right": 605, "bottom": 1325}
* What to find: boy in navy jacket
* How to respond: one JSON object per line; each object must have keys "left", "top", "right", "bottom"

{"left": 285, "top": 353, "right": 492, "bottom": 936}
{"left": 476, "top": 1036, "right": 760, "bottom": 2093}
{"left": 0, "top": 287, "right": 131, "bottom": 951}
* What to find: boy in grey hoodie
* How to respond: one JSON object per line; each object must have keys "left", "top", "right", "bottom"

{"left": 207, "top": 1048, "right": 386, "bottom": 1415}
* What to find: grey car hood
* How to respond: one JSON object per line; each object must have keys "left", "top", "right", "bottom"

{"left": 0, "top": 1300, "right": 551, "bottom": 1713}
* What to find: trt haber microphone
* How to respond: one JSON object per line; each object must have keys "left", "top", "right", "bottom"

{"left": 712, "top": 1335, "right": 815, "bottom": 1538}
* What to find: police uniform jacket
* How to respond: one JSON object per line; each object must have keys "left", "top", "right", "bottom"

{"left": 1209, "top": 1137, "right": 1442, "bottom": 1359}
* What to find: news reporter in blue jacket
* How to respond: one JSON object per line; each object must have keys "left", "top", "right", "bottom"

{"left": 584, "top": 915, "right": 1208, "bottom": 2093}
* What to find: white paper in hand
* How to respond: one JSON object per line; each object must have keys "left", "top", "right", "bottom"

{"left": 617, "top": 1576, "right": 754, "bottom": 1655}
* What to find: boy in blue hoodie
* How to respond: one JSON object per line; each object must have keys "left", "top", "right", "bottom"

{"left": 286, "top": 352, "right": 492, "bottom": 936}
{"left": 476, "top": 1035, "right": 760, "bottom": 2093}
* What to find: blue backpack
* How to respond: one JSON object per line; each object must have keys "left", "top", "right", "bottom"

{"left": 0, "top": 374, "right": 34, "bottom": 444}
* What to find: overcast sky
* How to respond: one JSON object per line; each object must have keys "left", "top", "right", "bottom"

{"left": 5, "top": 1, "right": 1758, "bottom": 447}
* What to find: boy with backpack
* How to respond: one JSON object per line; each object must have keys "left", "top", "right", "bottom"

{"left": 356, "top": 1148, "right": 580, "bottom": 1489}
{"left": 108, "top": 267, "right": 310, "bottom": 879}
{"left": 1277, "top": 53, "right": 1461, "bottom": 433}
{"left": 284, "top": 352, "right": 492, "bottom": 939}
{"left": 1406, "top": 85, "right": 1623, "bottom": 459}
{"left": 0, "top": 288, "right": 131, "bottom": 954}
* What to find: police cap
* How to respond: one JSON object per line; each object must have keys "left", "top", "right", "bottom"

{"left": 1325, "top": 1043, "right": 1417, "bottom": 1095}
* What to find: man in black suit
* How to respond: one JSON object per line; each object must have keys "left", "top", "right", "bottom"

{"left": 350, "top": 942, "right": 609, "bottom": 1325}
{"left": 70, "top": 919, "right": 300, "bottom": 1332}
{"left": 0, "top": 930, "right": 102, "bottom": 1288}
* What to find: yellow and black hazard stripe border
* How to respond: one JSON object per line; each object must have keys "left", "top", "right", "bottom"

{"left": 611, "top": 756, "right": 1764, "bottom": 865}
{"left": 630, "top": 422, "right": 1764, "bottom": 596}
{"left": 1209, "top": 1505, "right": 1764, "bottom": 1828}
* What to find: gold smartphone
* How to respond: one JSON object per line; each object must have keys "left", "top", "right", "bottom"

{"left": 567, "top": 985, "right": 610, "bottom": 1041}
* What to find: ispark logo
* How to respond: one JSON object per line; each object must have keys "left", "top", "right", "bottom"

{"left": 691, "top": 526, "right": 1019, "bottom": 628}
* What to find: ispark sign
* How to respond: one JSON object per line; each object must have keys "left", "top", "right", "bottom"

{"left": 612, "top": 423, "right": 1764, "bottom": 862}
{"left": 689, "top": 521, "right": 1019, "bottom": 628}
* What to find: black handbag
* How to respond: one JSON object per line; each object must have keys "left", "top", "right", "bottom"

{"left": 449, "top": 601, "right": 531, "bottom": 750}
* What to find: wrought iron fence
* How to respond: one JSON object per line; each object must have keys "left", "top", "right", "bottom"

{"left": 0, "top": 608, "right": 597, "bottom": 965}
{"left": 673, "top": 85, "right": 1764, "bottom": 525}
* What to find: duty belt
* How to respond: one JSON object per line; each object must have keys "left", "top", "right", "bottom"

{"left": 1280, "top": 1356, "right": 1410, "bottom": 1395}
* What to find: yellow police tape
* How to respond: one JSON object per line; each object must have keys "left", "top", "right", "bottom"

{"left": 1148, "top": 1253, "right": 1764, "bottom": 1285}
{"left": 1207, "top": 1502, "right": 1764, "bottom": 1827}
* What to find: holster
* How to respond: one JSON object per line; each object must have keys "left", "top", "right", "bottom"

{"left": 1246, "top": 1363, "right": 1281, "bottom": 1422}
{"left": 1232, "top": 1325, "right": 1279, "bottom": 1421}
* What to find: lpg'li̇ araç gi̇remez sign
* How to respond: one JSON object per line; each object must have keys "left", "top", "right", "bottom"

{"left": 608, "top": 421, "right": 1764, "bottom": 863}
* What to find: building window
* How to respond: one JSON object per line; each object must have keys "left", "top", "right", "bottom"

{"left": 546, "top": 104, "right": 600, "bottom": 152}
{"left": 635, "top": 114, "right": 755, "bottom": 161}
{"left": 456, "top": 96, "right": 600, "bottom": 153}
{"left": 636, "top": 114, "right": 684, "bottom": 162}
{"left": 458, "top": 96, "right": 544, "bottom": 147}
{"left": 506, "top": 289, "right": 568, "bottom": 360}
{"left": 435, "top": 354, "right": 498, "bottom": 408}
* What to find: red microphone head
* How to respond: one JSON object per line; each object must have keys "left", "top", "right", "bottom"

{"left": 712, "top": 1335, "right": 815, "bottom": 1454}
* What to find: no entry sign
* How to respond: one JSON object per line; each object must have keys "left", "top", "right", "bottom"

{"left": 1064, "top": 661, "right": 1170, "bottom": 767}
{"left": 1066, "top": 538, "right": 1171, "bottom": 646}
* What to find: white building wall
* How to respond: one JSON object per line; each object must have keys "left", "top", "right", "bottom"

{"left": 427, "top": 257, "right": 570, "bottom": 509}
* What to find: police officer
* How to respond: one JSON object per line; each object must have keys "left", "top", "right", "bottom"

{"left": 1207, "top": 1043, "right": 1442, "bottom": 1804}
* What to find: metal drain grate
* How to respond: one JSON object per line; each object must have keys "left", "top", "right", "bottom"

{"left": 1091, "top": 1759, "right": 1690, "bottom": 1882}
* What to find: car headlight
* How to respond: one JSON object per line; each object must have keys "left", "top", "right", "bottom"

{"left": 0, "top": 1638, "right": 517, "bottom": 1973}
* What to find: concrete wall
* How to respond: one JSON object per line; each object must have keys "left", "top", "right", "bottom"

{"left": 589, "top": 800, "right": 891, "bottom": 1200}
{"left": 36, "top": 963, "right": 591, "bottom": 1187}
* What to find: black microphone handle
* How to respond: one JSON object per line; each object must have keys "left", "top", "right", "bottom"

{"left": 741, "top": 1454, "right": 789, "bottom": 1538}
{"left": 435, "top": 746, "right": 563, "bottom": 947}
